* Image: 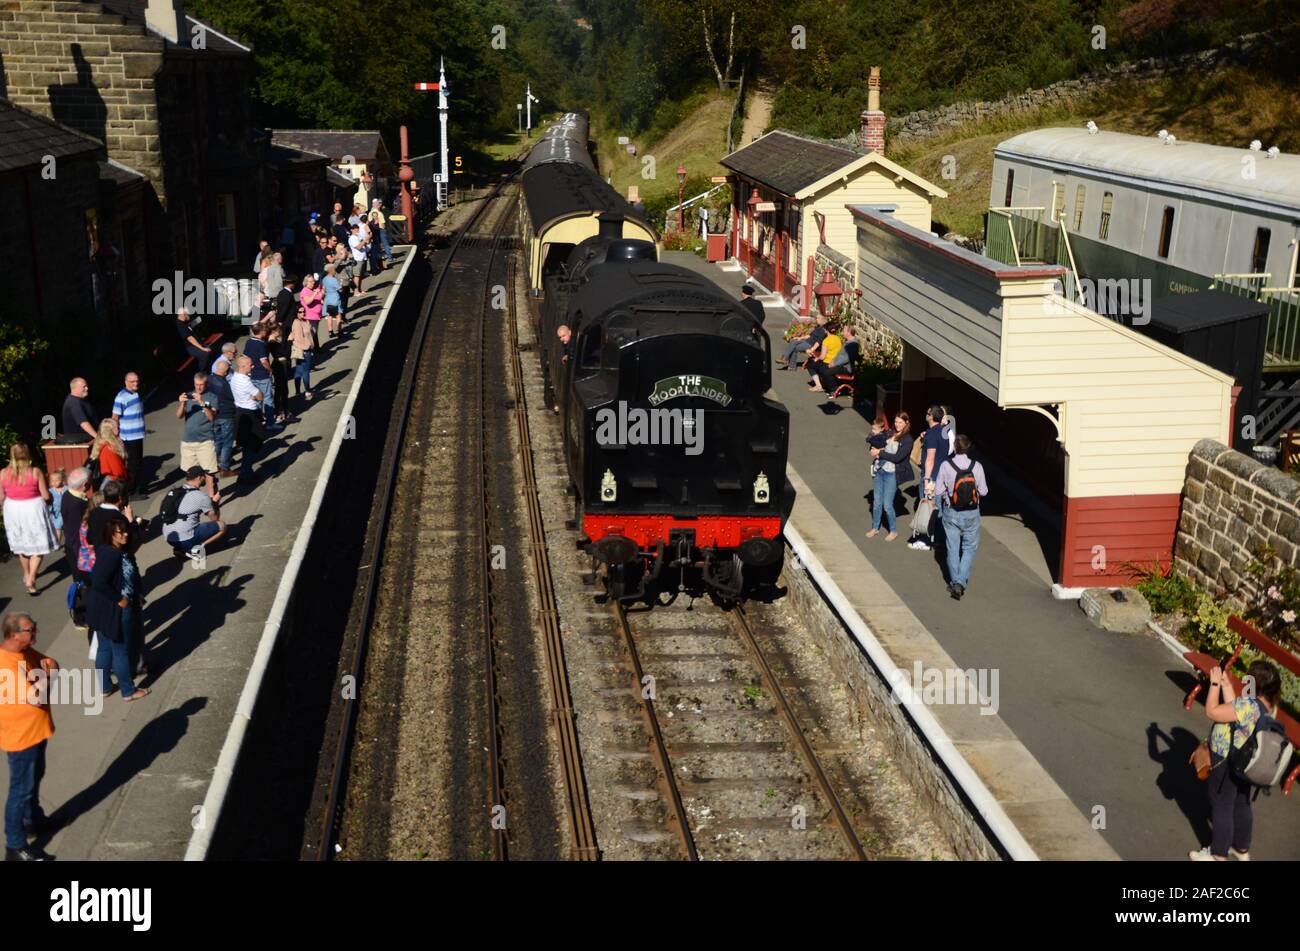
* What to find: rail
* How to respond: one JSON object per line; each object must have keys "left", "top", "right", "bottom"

{"left": 309, "top": 177, "right": 518, "bottom": 861}
{"left": 985, "top": 207, "right": 1050, "bottom": 266}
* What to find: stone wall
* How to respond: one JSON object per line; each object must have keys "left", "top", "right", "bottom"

{"left": 1176, "top": 439, "right": 1300, "bottom": 610}
{"left": 813, "top": 243, "right": 902, "bottom": 359}
{"left": 782, "top": 545, "right": 1002, "bottom": 860}
{"left": 884, "top": 33, "right": 1271, "bottom": 149}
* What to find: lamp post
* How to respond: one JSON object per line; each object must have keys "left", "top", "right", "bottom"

{"left": 516, "top": 103, "right": 522, "bottom": 133}
{"left": 813, "top": 267, "right": 844, "bottom": 318}
{"left": 746, "top": 190, "right": 761, "bottom": 273}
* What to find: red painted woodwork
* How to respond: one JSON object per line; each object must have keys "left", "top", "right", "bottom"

{"left": 803, "top": 256, "right": 814, "bottom": 316}
{"left": 583, "top": 513, "right": 783, "bottom": 550}
{"left": 1059, "top": 494, "right": 1182, "bottom": 587}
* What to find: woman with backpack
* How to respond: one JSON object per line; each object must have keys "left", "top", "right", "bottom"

{"left": 1190, "top": 660, "right": 1284, "bottom": 861}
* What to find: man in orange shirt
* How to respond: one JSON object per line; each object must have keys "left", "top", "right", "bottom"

{"left": 1, "top": 612, "right": 56, "bottom": 861}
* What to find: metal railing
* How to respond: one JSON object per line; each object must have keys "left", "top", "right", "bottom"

{"left": 985, "top": 207, "right": 1051, "bottom": 266}
{"left": 1211, "top": 272, "right": 1300, "bottom": 369}
{"left": 1054, "top": 223, "right": 1082, "bottom": 308}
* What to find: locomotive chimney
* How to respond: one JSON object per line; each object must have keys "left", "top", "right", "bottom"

{"left": 859, "top": 66, "right": 885, "bottom": 154}
{"left": 597, "top": 212, "right": 624, "bottom": 239}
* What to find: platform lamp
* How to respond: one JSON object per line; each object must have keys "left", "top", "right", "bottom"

{"left": 676, "top": 164, "right": 688, "bottom": 231}
{"left": 813, "top": 268, "right": 844, "bottom": 318}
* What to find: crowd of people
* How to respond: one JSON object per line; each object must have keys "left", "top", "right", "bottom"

{"left": 0, "top": 206, "right": 386, "bottom": 858}
{"left": 775, "top": 303, "right": 989, "bottom": 602}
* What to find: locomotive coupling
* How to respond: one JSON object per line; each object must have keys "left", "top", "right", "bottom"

{"left": 738, "top": 536, "right": 782, "bottom": 566}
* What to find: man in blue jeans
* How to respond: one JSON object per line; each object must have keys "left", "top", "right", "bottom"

{"left": 935, "top": 434, "right": 988, "bottom": 600}
{"left": 777, "top": 312, "right": 828, "bottom": 369}
{"left": 0, "top": 612, "right": 56, "bottom": 861}
{"left": 209, "top": 356, "right": 238, "bottom": 477}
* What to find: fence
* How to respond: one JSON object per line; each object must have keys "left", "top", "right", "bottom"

{"left": 985, "top": 207, "right": 1052, "bottom": 266}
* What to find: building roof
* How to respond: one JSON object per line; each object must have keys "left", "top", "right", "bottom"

{"left": 264, "top": 142, "right": 330, "bottom": 170}
{"left": 98, "top": 0, "right": 251, "bottom": 53}
{"left": 98, "top": 157, "right": 147, "bottom": 187}
{"left": 0, "top": 99, "right": 102, "bottom": 172}
{"left": 270, "top": 130, "right": 390, "bottom": 165}
{"left": 721, "top": 128, "right": 947, "bottom": 201}
{"left": 1147, "top": 289, "right": 1270, "bottom": 333}
{"left": 326, "top": 165, "right": 357, "bottom": 190}
{"left": 995, "top": 128, "right": 1300, "bottom": 217}
{"left": 722, "top": 130, "right": 864, "bottom": 196}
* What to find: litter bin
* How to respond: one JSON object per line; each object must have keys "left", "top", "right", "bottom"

{"left": 706, "top": 233, "right": 728, "bottom": 263}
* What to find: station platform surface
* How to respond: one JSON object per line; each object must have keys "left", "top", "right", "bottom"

{"left": 0, "top": 250, "right": 414, "bottom": 860}
{"left": 664, "top": 251, "right": 1300, "bottom": 861}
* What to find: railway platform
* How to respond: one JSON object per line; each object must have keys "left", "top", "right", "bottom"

{"left": 0, "top": 250, "right": 417, "bottom": 860}
{"left": 663, "top": 251, "right": 1300, "bottom": 861}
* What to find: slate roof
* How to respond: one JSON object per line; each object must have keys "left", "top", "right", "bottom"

{"left": 270, "top": 130, "right": 390, "bottom": 165}
{"left": 264, "top": 143, "right": 330, "bottom": 169}
{"left": 326, "top": 166, "right": 357, "bottom": 190}
{"left": 721, "top": 129, "right": 863, "bottom": 196}
{"left": 98, "top": 157, "right": 147, "bottom": 187}
{"left": 0, "top": 99, "right": 102, "bottom": 173}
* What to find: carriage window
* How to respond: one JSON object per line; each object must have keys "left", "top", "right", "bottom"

{"left": 1157, "top": 206, "right": 1175, "bottom": 258}
{"left": 1250, "top": 227, "right": 1271, "bottom": 274}
{"left": 1098, "top": 192, "right": 1113, "bottom": 240}
{"left": 1003, "top": 169, "right": 1014, "bottom": 207}
{"left": 1051, "top": 183, "right": 1065, "bottom": 222}
{"left": 579, "top": 328, "right": 602, "bottom": 371}
{"left": 1071, "top": 185, "right": 1086, "bottom": 232}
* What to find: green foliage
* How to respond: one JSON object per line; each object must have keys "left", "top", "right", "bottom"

{"left": 1125, "top": 559, "right": 1200, "bottom": 615}
{"left": 660, "top": 229, "right": 704, "bottom": 255}
{"left": 0, "top": 323, "right": 49, "bottom": 409}
{"left": 1182, "top": 592, "right": 1236, "bottom": 657}
{"left": 858, "top": 337, "right": 902, "bottom": 372}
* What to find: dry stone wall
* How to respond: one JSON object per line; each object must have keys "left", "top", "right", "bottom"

{"left": 813, "top": 244, "right": 901, "bottom": 358}
{"left": 1176, "top": 439, "right": 1300, "bottom": 609}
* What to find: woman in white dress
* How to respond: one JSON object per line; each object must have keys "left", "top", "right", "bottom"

{"left": 0, "top": 442, "right": 58, "bottom": 594}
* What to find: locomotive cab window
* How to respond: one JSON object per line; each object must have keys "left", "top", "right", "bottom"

{"left": 578, "top": 327, "right": 603, "bottom": 372}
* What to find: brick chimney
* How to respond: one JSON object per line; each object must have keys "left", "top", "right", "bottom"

{"left": 859, "top": 66, "right": 885, "bottom": 154}
{"left": 145, "top": 0, "right": 187, "bottom": 44}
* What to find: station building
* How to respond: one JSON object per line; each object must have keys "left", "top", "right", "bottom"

{"left": 847, "top": 204, "right": 1234, "bottom": 589}
{"left": 719, "top": 67, "right": 947, "bottom": 313}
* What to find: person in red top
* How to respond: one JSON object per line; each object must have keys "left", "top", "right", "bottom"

{"left": 90, "top": 418, "right": 129, "bottom": 486}
{"left": 299, "top": 272, "right": 325, "bottom": 351}
{"left": 0, "top": 612, "right": 56, "bottom": 861}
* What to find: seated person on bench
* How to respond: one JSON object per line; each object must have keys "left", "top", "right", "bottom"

{"left": 812, "top": 326, "right": 857, "bottom": 395}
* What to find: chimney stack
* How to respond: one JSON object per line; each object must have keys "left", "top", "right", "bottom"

{"left": 860, "top": 66, "right": 885, "bottom": 154}
{"left": 145, "top": 0, "right": 187, "bottom": 44}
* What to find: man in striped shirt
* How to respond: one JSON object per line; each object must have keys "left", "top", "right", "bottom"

{"left": 111, "top": 371, "right": 145, "bottom": 487}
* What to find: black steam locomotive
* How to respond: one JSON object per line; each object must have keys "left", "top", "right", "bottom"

{"left": 537, "top": 216, "right": 793, "bottom": 600}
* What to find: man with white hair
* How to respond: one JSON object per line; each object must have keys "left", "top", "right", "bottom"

{"left": 60, "top": 467, "right": 92, "bottom": 581}
{"left": 212, "top": 341, "right": 238, "bottom": 374}
{"left": 230, "top": 355, "right": 268, "bottom": 480}
{"left": 175, "top": 307, "right": 211, "bottom": 367}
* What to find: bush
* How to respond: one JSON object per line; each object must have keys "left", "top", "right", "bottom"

{"left": 1182, "top": 593, "right": 1236, "bottom": 659}
{"left": 1125, "top": 560, "right": 1199, "bottom": 615}
{"left": 660, "top": 229, "right": 705, "bottom": 255}
{"left": 1244, "top": 547, "right": 1300, "bottom": 654}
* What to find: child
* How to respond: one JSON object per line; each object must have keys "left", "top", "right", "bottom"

{"left": 867, "top": 415, "right": 891, "bottom": 476}
{"left": 48, "top": 467, "right": 67, "bottom": 546}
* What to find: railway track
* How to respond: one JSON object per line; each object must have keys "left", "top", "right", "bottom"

{"left": 312, "top": 167, "right": 594, "bottom": 860}
{"left": 606, "top": 596, "right": 869, "bottom": 860}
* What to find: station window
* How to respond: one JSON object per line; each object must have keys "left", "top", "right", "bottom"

{"left": 1157, "top": 206, "right": 1175, "bottom": 258}
{"left": 1003, "top": 169, "right": 1015, "bottom": 207}
{"left": 1250, "top": 227, "right": 1271, "bottom": 274}
{"left": 1098, "top": 192, "right": 1113, "bottom": 240}
{"left": 1051, "top": 183, "right": 1065, "bottom": 222}
{"left": 216, "top": 193, "right": 238, "bottom": 264}
{"left": 1071, "top": 185, "right": 1086, "bottom": 232}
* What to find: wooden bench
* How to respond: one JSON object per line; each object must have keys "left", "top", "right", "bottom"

{"left": 153, "top": 331, "right": 224, "bottom": 377}
{"left": 1182, "top": 614, "right": 1300, "bottom": 794}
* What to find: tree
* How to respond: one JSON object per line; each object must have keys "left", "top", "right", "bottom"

{"left": 645, "top": 0, "right": 779, "bottom": 93}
